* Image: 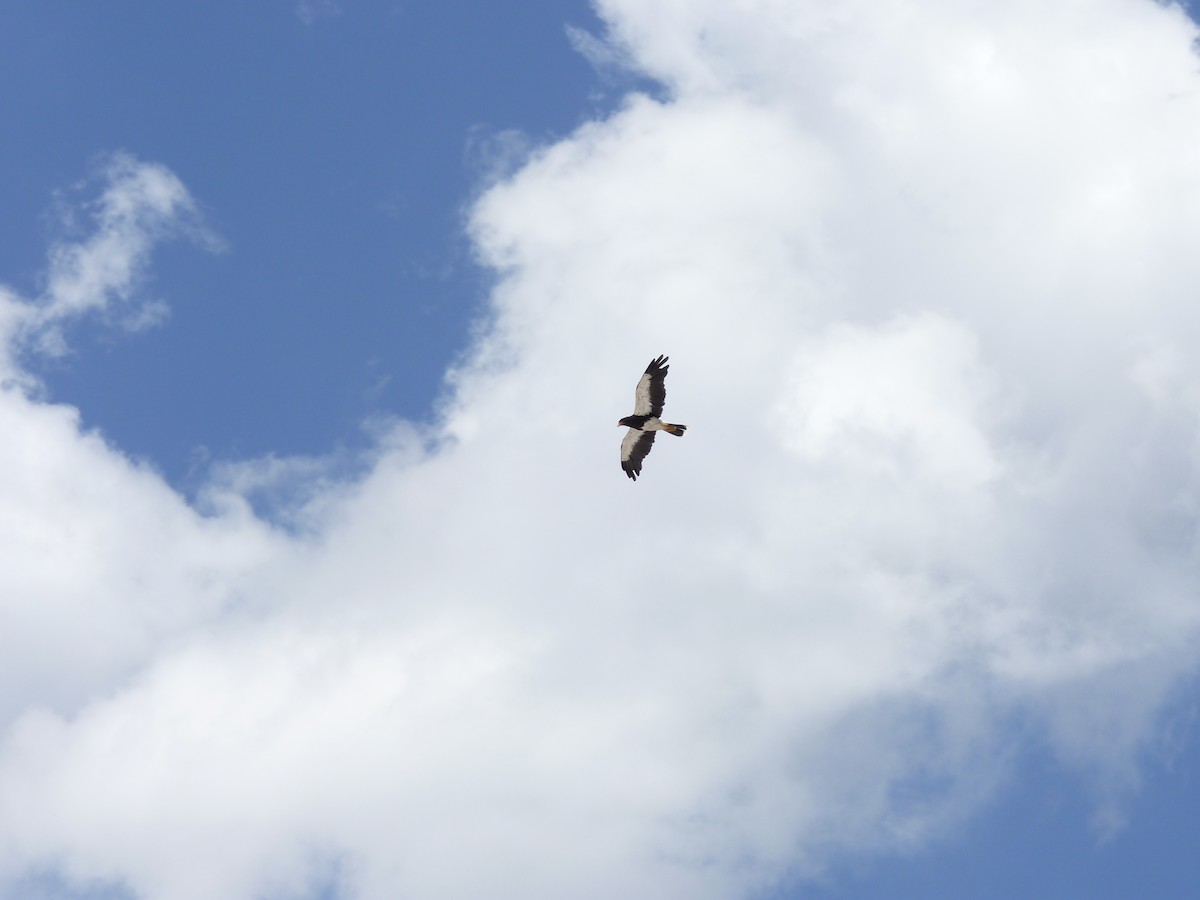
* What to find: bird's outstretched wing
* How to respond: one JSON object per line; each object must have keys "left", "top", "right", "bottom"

{"left": 632, "top": 355, "right": 669, "bottom": 417}
{"left": 620, "top": 429, "right": 656, "bottom": 481}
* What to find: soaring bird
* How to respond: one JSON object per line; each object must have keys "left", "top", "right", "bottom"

{"left": 618, "top": 354, "right": 687, "bottom": 480}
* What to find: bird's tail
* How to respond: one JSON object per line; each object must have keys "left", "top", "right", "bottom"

{"left": 664, "top": 423, "right": 687, "bottom": 436}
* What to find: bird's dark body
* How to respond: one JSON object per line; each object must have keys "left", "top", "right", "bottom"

{"left": 619, "top": 414, "right": 653, "bottom": 430}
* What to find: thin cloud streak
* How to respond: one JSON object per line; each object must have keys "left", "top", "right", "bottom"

{"left": 295, "top": 0, "right": 342, "bottom": 27}
{"left": 0, "top": 152, "right": 218, "bottom": 369}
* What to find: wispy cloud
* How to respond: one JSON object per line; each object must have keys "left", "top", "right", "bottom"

{"left": 0, "top": 152, "right": 218, "bottom": 366}
{"left": 295, "top": 0, "right": 342, "bottom": 27}
{"left": 565, "top": 23, "right": 637, "bottom": 80}
{"left": 4, "top": 1, "right": 1200, "bottom": 898}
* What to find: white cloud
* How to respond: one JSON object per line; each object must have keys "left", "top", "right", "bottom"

{"left": 775, "top": 315, "right": 1001, "bottom": 488}
{"left": 566, "top": 23, "right": 638, "bottom": 82}
{"left": 5, "top": 1, "right": 1200, "bottom": 898}
{"left": 0, "top": 152, "right": 217, "bottom": 367}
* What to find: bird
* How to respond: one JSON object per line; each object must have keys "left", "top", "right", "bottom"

{"left": 618, "top": 354, "right": 687, "bottom": 480}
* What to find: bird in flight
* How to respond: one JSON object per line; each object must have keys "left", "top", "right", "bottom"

{"left": 618, "top": 354, "right": 687, "bottom": 480}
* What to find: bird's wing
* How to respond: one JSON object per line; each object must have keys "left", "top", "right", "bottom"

{"left": 632, "top": 355, "right": 669, "bottom": 417}
{"left": 620, "top": 428, "right": 656, "bottom": 481}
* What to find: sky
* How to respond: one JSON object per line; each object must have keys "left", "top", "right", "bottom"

{"left": 3, "top": 1, "right": 1200, "bottom": 898}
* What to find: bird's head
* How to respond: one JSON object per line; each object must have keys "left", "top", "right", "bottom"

{"left": 617, "top": 416, "right": 632, "bottom": 427}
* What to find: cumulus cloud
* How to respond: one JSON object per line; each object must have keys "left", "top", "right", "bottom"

{"left": 4, "top": 1, "right": 1200, "bottom": 899}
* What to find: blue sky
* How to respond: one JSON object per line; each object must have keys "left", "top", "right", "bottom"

{"left": 4, "top": 2, "right": 1200, "bottom": 899}
{"left": 808, "top": 733, "right": 1200, "bottom": 899}
{"left": 2, "top": 0, "right": 614, "bottom": 480}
